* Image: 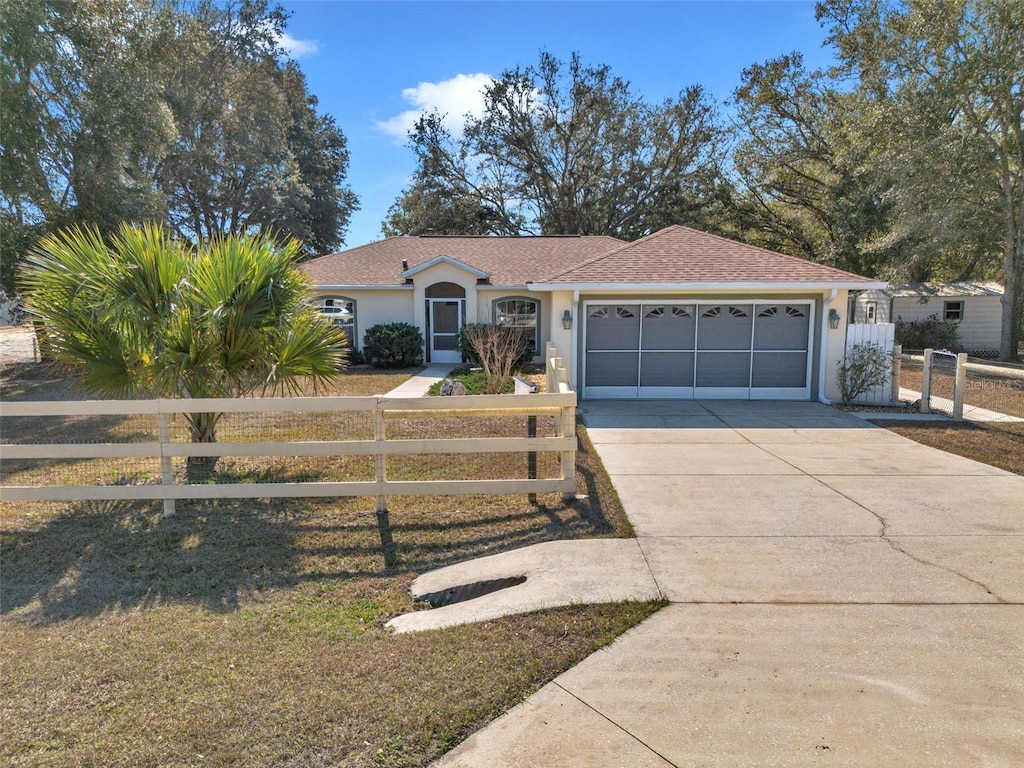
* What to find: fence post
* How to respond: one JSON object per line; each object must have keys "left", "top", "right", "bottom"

{"left": 527, "top": 414, "right": 538, "bottom": 505}
{"left": 157, "top": 413, "right": 176, "bottom": 517}
{"left": 373, "top": 407, "right": 396, "bottom": 568}
{"left": 953, "top": 352, "right": 968, "bottom": 421}
{"left": 920, "top": 348, "right": 933, "bottom": 414}
{"left": 891, "top": 344, "right": 902, "bottom": 403}
{"left": 560, "top": 404, "right": 576, "bottom": 503}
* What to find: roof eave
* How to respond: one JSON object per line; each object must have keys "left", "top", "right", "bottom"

{"left": 312, "top": 284, "right": 412, "bottom": 291}
{"left": 527, "top": 280, "right": 888, "bottom": 292}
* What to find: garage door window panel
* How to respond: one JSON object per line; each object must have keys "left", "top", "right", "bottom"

{"left": 641, "top": 305, "right": 695, "bottom": 350}
{"left": 587, "top": 305, "right": 640, "bottom": 350}
{"left": 754, "top": 305, "right": 809, "bottom": 350}
{"left": 697, "top": 306, "right": 753, "bottom": 350}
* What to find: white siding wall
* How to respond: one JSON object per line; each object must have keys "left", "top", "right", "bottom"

{"left": 852, "top": 289, "right": 892, "bottom": 324}
{"left": 892, "top": 295, "right": 1002, "bottom": 354}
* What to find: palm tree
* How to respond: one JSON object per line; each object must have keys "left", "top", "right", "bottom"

{"left": 20, "top": 223, "right": 346, "bottom": 468}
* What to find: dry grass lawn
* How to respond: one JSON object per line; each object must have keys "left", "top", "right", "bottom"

{"left": 1, "top": 361, "right": 661, "bottom": 768}
{"left": 871, "top": 419, "right": 1024, "bottom": 476}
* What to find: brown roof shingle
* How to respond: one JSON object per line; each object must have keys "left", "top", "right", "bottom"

{"left": 300, "top": 234, "right": 625, "bottom": 286}
{"left": 301, "top": 226, "right": 879, "bottom": 288}
{"left": 539, "top": 225, "right": 878, "bottom": 285}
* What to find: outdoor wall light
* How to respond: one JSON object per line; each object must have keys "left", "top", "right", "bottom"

{"left": 561, "top": 309, "right": 573, "bottom": 330}
{"left": 828, "top": 308, "right": 841, "bottom": 329}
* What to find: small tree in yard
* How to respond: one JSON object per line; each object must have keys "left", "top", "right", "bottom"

{"left": 20, "top": 224, "right": 347, "bottom": 473}
{"left": 836, "top": 342, "right": 893, "bottom": 406}
{"left": 458, "top": 323, "right": 531, "bottom": 394}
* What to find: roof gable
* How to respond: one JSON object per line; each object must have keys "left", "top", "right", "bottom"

{"left": 400, "top": 254, "right": 489, "bottom": 280}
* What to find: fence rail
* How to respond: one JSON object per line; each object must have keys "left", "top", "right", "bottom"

{"left": 0, "top": 390, "right": 578, "bottom": 513}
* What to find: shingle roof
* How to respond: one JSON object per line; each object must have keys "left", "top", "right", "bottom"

{"left": 300, "top": 234, "right": 625, "bottom": 286}
{"left": 301, "top": 226, "right": 880, "bottom": 288}
{"left": 890, "top": 281, "right": 1003, "bottom": 297}
{"left": 538, "top": 225, "right": 878, "bottom": 285}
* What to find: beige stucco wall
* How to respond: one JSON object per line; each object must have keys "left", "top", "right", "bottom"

{"left": 315, "top": 269, "right": 560, "bottom": 360}
{"left": 822, "top": 290, "right": 849, "bottom": 402}
{"left": 311, "top": 289, "right": 412, "bottom": 350}
{"left": 477, "top": 288, "right": 553, "bottom": 361}
{"left": 313, "top": 282, "right": 853, "bottom": 402}
{"left": 545, "top": 290, "right": 576, "bottom": 376}
{"left": 410, "top": 262, "right": 483, "bottom": 333}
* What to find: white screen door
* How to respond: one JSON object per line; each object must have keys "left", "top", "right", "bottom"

{"left": 429, "top": 299, "right": 463, "bottom": 363}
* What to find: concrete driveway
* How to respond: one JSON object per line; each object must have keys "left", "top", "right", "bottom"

{"left": 437, "top": 400, "right": 1024, "bottom": 767}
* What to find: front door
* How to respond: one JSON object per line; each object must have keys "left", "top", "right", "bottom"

{"left": 429, "top": 299, "right": 463, "bottom": 363}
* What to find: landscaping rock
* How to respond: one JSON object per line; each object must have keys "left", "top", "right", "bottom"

{"left": 440, "top": 378, "right": 469, "bottom": 396}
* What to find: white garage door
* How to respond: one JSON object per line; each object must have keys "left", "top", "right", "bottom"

{"left": 583, "top": 302, "right": 812, "bottom": 399}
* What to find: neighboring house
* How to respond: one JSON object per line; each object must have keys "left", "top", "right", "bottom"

{"left": 300, "top": 225, "right": 883, "bottom": 402}
{"left": 853, "top": 282, "right": 1003, "bottom": 355}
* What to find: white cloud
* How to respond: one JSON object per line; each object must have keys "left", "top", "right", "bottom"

{"left": 376, "top": 73, "right": 493, "bottom": 141}
{"left": 278, "top": 31, "right": 319, "bottom": 58}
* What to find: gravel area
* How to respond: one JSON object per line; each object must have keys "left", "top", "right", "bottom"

{"left": 0, "top": 326, "right": 38, "bottom": 365}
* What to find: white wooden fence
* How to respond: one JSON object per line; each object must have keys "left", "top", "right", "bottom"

{"left": 846, "top": 323, "right": 896, "bottom": 404}
{"left": 545, "top": 342, "right": 572, "bottom": 395}
{"left": 0, "top": 362, "right": 577, "bottom": 515}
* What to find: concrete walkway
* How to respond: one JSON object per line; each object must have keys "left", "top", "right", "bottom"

{"left": 434, "top": 400, "right": 1024, "bottom": 767}
{"left": 382, "top": 364, "right": 457, "bottom": 397}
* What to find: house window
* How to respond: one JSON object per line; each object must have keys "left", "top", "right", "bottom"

{"left": 866, "top": 301, "right": 877, "bottom": 323}
{"left": 494, "top": 297, "right": 539, "bottom": 354}
{"left": 318, "top": 296, "right": 356, "bottom": 348}
{"left": 944, "top": 300, "right": 964, "bottom": 322}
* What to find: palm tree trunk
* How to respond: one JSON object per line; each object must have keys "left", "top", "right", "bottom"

{"left": 186, "top": 411, "right": 220, "bottom": 482}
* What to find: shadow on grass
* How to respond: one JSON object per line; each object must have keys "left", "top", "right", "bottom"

{"left": 2, "top": 421, "right": 631, "bottom": 624}
{"left": 1, "top": 493, "right": 613, "bottom": 625}
{"left": 0, "top": 491, "right": 410, "bottom": 623}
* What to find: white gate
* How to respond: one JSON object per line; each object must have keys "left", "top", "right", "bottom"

{"left": 845, "top": 323, "right": 895, "bottom": 404}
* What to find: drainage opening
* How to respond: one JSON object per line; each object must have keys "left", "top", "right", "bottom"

{"left": 419, "top": 575, "right": 527, "bottom": 608}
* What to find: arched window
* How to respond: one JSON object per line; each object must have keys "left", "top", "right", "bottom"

{"left": 317, "top": 296, "right": 356, "bottom": 348}
{"left": 494, "top": 297, "right": 539, "bottom": 354}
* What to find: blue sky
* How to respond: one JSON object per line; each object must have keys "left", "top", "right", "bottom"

{"left": 279, "top": 0, "right": 837, "bottom": 250}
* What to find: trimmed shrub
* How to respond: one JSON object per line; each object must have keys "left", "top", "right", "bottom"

{"left": 895, "top": 315, "right": 961, "bottom": 353}
{"left": 363, "top": 323, "right": 424, "bottom": 368}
